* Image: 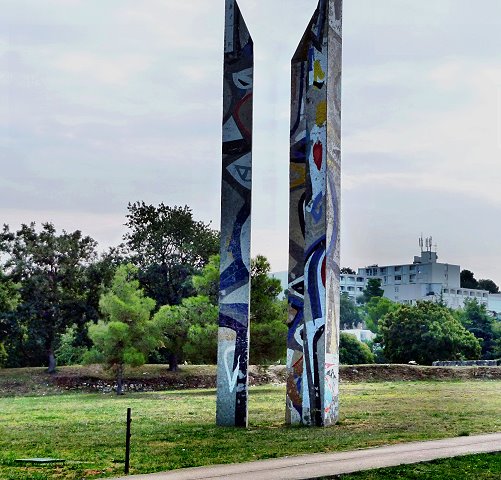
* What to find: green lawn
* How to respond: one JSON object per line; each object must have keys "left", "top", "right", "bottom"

{"left": 330, "top": 453, "right": 501, "bottom": 479}
{"left": 0, "top": 381, "right": 500, "bottom": 479}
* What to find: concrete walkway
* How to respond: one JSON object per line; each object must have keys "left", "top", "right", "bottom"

{"left": 108, "top": 432, "right": 501, "bottom": 480}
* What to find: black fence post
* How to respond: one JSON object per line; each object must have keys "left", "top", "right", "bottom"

{"left": 125, "top": 408, "right": 132, "bottom": 474}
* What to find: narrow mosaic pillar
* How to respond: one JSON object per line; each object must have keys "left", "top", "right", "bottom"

{"left": 216, "top": 0, "right": 253, "bottom": 428}
{"left": 286, "top": 0, "right": 343, "bottom": 427}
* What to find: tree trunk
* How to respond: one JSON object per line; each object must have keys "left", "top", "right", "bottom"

{"left": 116, "top": 364, "right": 124, "bottom": 395}
{"left": 47, "top": 348, "right": 57, "bottom": 374}
{"left": 168, "top": 353, "right": 178, "bottom": 372}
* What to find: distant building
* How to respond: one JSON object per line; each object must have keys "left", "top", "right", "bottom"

{"left": 341, "top": 239, "right": 490, "bottom": 311}
{"left": 339, "top": 274, "right": 367, "bottom": 302}
{"left": 488, "top": 294, "right": 501, "bottom": 318}
{"left": 342, "top": 328, "right": 376, "bottom": 343}
{"left": 280, "top": 238, "right": 498, "bottom": 314}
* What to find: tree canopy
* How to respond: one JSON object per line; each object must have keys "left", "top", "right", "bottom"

{"left": 0, "top": 272, "right": 20, "bottom": 367}
{"left": 0, "top": 223, "right": 98, "bottom": 372}
{"left": 340, "top": 293, "right": 363, "bottom": 329}
{"left": 157, "top": 254, "right": 287, "bottom": 368}
{"left": 477, "top": 279, "right": 499, "bottom": 294}
{"left": 360, "top": 278, "right": 384, "bottom": 304}
{"left": 340, "top": 267, "right": 356, "bottom": 275}
{"left": 249, "top": 255, "right": 287, "bottom": 364}
{"left": 84, "top": 264, "right": 161, "bottom": 394}
{"left": 155, "top": 295, "right": 218, "bottom": 370}
{"left": 191, "top": 255, "right": 220, "bottom": 305}
{"left": 460, "top": 270, "right": 478, "bottom": 289}
{"left": 339, "top": 333, "right": 375, "bottom": 365}
{"left": 460, "top": 270, "right": 499, "bottom": 294}
{"left": 123, "top": 202, "right": 219, "bottom": 307}
{"left": 379, "top": 301, "right": 481, "bottom": 365}
{"left": 457, "top": 299, "right": 498, "bottom": 360}
{"left": 364, "top": 296, "right": 398, "bottom": 333}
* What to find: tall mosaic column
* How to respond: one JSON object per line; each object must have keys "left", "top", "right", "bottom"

{"left": 216, "top": 0, "right": 254, "bottom": 428}
{"left": 286, "top": 0, "right": 343, "bottom": 427}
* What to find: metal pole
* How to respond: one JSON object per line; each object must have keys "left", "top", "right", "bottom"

{"left": 125, "top": 408, "right": 131, "bottom": 474}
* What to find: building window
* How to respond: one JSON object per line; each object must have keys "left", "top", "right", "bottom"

{"left": 357, "top": 277, "right": 364, "bottom": 283}
{"left": 340, "top": 286, "right": 345, "bottom": 291}
{"left": 443, "top": 289, "right": 449, "bottom": 294}
{"left": 395, "top": 286, "right": 399, "bottom": 293}
{"left": 409, "top": 274, "right": 416, "bottom": 283}
{"left": 395, "top": 266, "right": 401, "bottom": 273}
{"left": 395, "top": 275, "right": 402, "bottom": 281}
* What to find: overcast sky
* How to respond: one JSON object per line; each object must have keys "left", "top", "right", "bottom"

{"left": 1, "top": 0, "right": 501, "bottom": 283}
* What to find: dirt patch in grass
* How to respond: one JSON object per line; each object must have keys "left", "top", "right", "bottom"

{"left": 0, "top": 364, "right": 500, "bottom": 397}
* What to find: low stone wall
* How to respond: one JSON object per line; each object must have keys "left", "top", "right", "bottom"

{"left": 432, "top": 360, "right": 500, "bottom": 367}
{"left": 340, "top": 364, "right": 501, "bottom": 382}
{"left": 50, "top": 364, "right": 501, "bottom": 393}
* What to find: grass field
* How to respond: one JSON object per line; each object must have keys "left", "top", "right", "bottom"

{"left": 330, "top": 453, "right": 501, "bottom": 479}
{"left": 0, "top": 381, "right": 500, "bottom": 479}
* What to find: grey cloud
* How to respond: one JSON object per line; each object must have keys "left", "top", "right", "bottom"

{"left": 341, "top": 185, "right": 501, "bottom": 282}
{"left": 1, "top": 0, "right": 501, "bottom": 273}
{"left": 344, "top": 0, "right": 501, "bottom": 67}
{"left": 0, "top": 22, "right": 85, "bottom": 45}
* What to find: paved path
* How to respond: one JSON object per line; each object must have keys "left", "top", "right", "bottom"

{"left": 108, "top": 432, "right": 501, "bottom": 480}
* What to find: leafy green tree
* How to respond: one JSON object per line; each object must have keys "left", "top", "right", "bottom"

{"left": 380, "top": 301, "right": 481, "bottom": 365}
{"left": 339, "top": 333, "right": 375, "bottom": 365}
{"left": 0, "top": 223, "right": 98, "bottom": 372}
{"left": 153, "top": 255, "right": 220, "bottom": 369}
{"left": 364, "top": 296, "right": 397, "bottom": 333}
{"left": 0, "top": 271, "right": 20, "bottom": 312}
{"left": 457, "top": 299, "right": 497, "bottom": 359}
{"left": 360, "top": 278, "right": 384, "bottom": 304}
{"left": 492, "top": 321, "right": 501, "bottom": 359}
{"left": 55, "top": 324, "right": 87, "bottom": 366}
{"left": 158, "top": 254, "right": 287, "bottom": 368}
{"left": 155, "top": 295, "right": 218, "bottom": 370}
{"left": 249, "top": 255, "right": 287, "bottom": 364}
{"left": 340, "top": 267, "right": 356, "bottom": 274}
{"left": 460, "top": 270, "right": 478, "bottom": 289}
{"left": 123, "top": 202, "right": 219, "bottom": 307}
{"left": 0, "top": 271, "right": 20, "bottom": 367}
{"left": 84, "top": 264, "right": 161, "bottom": 394}
{"left": 191, "top": 255, "right": 220, "bottom": 305}
{"left": 60, "top": 249, "right": 123, "bottom": 359}
{"left": 477, "top": 279, "right": 499, "bottom": 294}
{"left": 196, "top": 254, "right": 287, "bottom": 364}
{"left": 340, "top": 293, "right": 363, "bottom": 329}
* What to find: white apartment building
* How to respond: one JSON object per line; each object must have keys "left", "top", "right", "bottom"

{"left": 341, "top": 247, "right": 490, "bottom": 310}
{"left": 339, "top": 274, "right": 366, "bottom": 301}
{"left": 488, "top": 294, "right": 501, "bottom": 317}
